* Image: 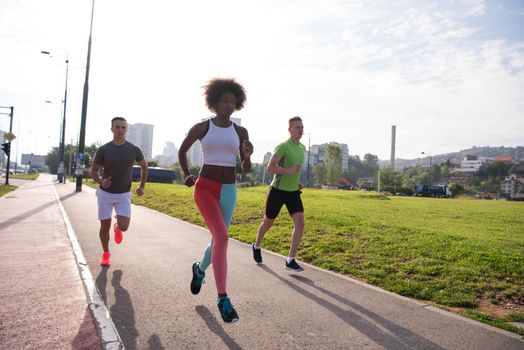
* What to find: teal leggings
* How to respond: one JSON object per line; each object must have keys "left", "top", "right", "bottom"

{"left": 194, "top": 177, "right": 237, "bottom": 294}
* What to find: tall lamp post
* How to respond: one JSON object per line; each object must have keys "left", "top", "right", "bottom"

{"left": 42, "top": 51, "right": 69, "bottom": 182}
{"left": 421, "top": 151, "right": 432, "bottom": 187}
{"left": 76, "top": 0, "right": 96, "bottom": 192}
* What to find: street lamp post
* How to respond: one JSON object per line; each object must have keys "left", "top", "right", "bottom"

{"left": 76, "top": 0, "right": 96, "bottom": 192}
{"left": 42, "top": 51, "right": 69, "bottom": 182}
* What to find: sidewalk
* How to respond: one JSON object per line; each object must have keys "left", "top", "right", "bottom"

{"left": 0, "top": 174, "right": 100, "bottom": 349}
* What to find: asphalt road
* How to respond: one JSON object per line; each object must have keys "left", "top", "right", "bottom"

{"left": 55, "top": 181, "right": 524, "bottom": 350}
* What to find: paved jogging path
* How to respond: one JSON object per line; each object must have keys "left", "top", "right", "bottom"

{"left": 2, "top": 174, "right": 523, "bottom": 349}
{"left": 0, "top": 174, "right": 100, "bottom": 349}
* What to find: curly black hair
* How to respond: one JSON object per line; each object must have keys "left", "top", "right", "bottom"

{"left": 203, "top": 78, "right": 246, "bottom": 112}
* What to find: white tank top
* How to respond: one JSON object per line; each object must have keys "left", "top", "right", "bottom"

{"left": 201, "top": 119, "right": 240, "bottom": 167}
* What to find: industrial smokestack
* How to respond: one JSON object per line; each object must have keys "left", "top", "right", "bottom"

{"left": 390, "top": 125, "right": 396, "bottom": 169}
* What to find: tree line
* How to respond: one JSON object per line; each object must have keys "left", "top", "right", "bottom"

{"left": 45, "top": 142, "right": 520, "bottom": 195}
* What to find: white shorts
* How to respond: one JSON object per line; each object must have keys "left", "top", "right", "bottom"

{"left": 96, "top": 189, "right": 131, "bottom": 220}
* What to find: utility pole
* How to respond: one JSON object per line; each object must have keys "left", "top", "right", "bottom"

{"left": 307, "top": 135, "right": 311, "bottom": 188}
{"left": 59, "top": 58, "right": 69, "bottom": 182}
{"left": 76, "top": 0, "right": 95, "bottom": 191}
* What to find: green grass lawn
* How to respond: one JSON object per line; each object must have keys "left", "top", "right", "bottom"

{"left": 9, "top": 173, "right": 39, "bottom": 180}
{"left": 0, "top": 184, "right": 17, "bottom": 197}
{"left": 131, "top": 182, "right": 524, "bottom": 335}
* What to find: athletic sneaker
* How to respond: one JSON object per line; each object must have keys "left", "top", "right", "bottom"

{"left": 217, "top": 297, "right": 239, "bottom": 323}
{"left": 190, "top": 262, "right": 205, "bottom": 295}
{"left": 100, "top": 252, "right": 111, "bottom": 266}
{"left": 285, "top": 258, "right": 304, "bottom": 271}
{"left": 252, "top": 243, "right": 262, "bottom": 263}
{"left": 114, "top": 223, "right": 123, "bottom": 244}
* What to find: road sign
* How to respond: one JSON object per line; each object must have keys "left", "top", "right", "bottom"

{"left": 5, "top": 132, "right": 16, "bottom": 141}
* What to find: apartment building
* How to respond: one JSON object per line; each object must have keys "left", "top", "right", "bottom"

{"left": 127, "top": 123, "right": 154, "bottom": 160}
{"left": 449, "top": 155, "right": 494, "bottom": 180}
{"left": 500, "top": 174, "right": 524, "bottom": 200}
{"left": 155, "top": 142, "right": 178, "bottom": 166}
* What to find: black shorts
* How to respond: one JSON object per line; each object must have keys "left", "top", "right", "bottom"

{"left": 265, "top": 187, "right": 304, "bottom": 219}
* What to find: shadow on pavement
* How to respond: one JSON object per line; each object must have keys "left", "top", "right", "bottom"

{"left": 0, "top": 199, "right": 56, "bottom": 230}
{"left": 71, "top": 307, "right": 102, "bottom": 350}
{"left": 259, "top": 265, "right": 444, "bottom": 350}
{"left": 111, "top": 269, "right": 139, "bottom": 350}
{"left": 58, "top": 190, "right": 81, "bottom": 202}
{"left": 7, "top": 182, "right": 55, "bottom": 191}
{"left": 147, "top": 333, "right": 165, "bottom": 350}
{"left": 95, "top": 266, "right": 109, "bottom": 302}
{"left": 195, "top": 305, "right": 243, "bottom": 350}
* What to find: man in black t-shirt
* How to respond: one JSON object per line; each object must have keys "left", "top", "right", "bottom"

{"left": 90, "top": 117, "right": 148, "bottom": 266}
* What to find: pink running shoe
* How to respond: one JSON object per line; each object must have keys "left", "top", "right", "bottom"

{"left": 100, "top": 252, "right": 111, "bottom": 266}
{"left": 114, "top": 223, "right": 123, "bottom": 244}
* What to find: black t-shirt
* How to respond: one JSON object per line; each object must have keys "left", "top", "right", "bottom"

{"left": 93, "top": 141, "right": 144, "bottom": 193}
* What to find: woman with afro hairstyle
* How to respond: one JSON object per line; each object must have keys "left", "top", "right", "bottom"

{"left": 178, "top": 77, "right": 253, "bottom": 323}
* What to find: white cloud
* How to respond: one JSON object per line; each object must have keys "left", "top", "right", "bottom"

{"left": 0, "top": 0, "right": 522, "bottom": 164}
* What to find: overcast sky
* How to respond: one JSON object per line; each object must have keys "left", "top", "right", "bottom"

{"left": 1, "top": 0, "right": 523, "bottom": 164}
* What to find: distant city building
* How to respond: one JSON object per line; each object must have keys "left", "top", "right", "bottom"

{"left": 447, "top": 155, "right": 496, "bottom": 184}
{"left": 127, "top": 123, "right": 154, "bottom": 160}
{"left": 188, "top": 140, "right": 203, "bottom": 166}
{"left": 455, "top": 155, "right": 494, "bottom": 174}
{"left": 500, "top": 174, "right": 524, "bottom": 200}
{"left": 307, "top": 142, "right": 349, "bottom": 171}
{"left": 155, "top": 142, "right": 178, "bottom": 166}
{"left": 263, "top": 151, "right": 272, "bottom": 165}
{"left": 21, "top": 153, "right": 47, "bottom": 172}
{"left": 187, "top": 117, "right": 241, "bottom": 167}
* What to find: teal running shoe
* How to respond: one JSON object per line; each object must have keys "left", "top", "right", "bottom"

{"left": 190, "top": 262, "right": 205, "bottom": 295}
{"left": 217, "top": 297, "right": 239, "bottom": 323}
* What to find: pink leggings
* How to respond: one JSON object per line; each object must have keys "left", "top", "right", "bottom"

{"left": 194, "top": 177, "right": 233, "bottom": 295}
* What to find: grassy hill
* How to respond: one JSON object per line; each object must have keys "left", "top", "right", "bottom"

{"left": 131, "top": 183, "right": 524, "bottom": 335}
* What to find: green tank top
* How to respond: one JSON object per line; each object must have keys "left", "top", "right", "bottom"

{"left": 270, "top": 139, "right": 306, "bottom": 191}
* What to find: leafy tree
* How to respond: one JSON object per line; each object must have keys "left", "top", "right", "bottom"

{"left": 347, "top": 155, "right": 363, "bottom": 183}
{"left": 431, "top": 164, "right": 441, "bottom": 183}
{"left": 362, "top": 153, "right": 379, "bottom": 177}
{"left": 147, "top": 160, "right": 159, "bottom": 167}
{"left": 46, "top": 143, "right": 82, "bottom": 175}
{"left": 324, "top": 143, "right": 342, "bottom": 185}
{"left": 169, "top": 162, "right": 200, "bottom": 183}
{"left": 380, "top": 166, "right": 402, "bottom": 189}
{"left": 448, "top": 183, "right": 464, "bottom": 197}
{"left": 45, "top": 146, "right": 60, "bottom": 174}
{"left": 314, "top": 164, "right": 326, "bottom": 186}
{"left": 468, "top": 161, "right": 513, "bottom": 192}
{"left": 440, "top": 164, "right": 450, "bottom": 179}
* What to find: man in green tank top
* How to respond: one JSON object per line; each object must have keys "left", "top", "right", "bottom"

{"left": 252, "top": 116, "right": 307, "bottom": 271}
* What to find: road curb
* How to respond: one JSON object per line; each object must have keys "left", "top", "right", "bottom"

{"left": 54, "top": 184, "right": 124, "bottom": 350}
